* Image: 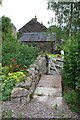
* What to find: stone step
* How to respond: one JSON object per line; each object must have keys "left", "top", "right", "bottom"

{"left": 33, "top": 92, "right": 63, "bottom": 107}
{"left": 34, "top": 87, "right": 62, "bottom": 97}
{"left": 47, "top": 96, "right": 63, "bottom": 107}
{"left": 33, "top": 95, "right": 48, "bottom": 102}
{"left": 38, "top": 75, "right": 62, "bottom": 88}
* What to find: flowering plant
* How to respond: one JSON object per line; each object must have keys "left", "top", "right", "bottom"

{"left": 7, "top": 58, "right": 28, "bottom": 74}
{"left": 0, "top": 65, "right": 27, "bottom": 101}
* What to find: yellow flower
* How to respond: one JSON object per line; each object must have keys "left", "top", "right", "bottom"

{"left": 8, "top": 72, "right": 12, "bottom": 76}
{"left": 17, "top": 79, "right": 20, "bottom": 82}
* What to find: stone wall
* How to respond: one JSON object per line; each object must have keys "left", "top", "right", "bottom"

{"left": 23, "top": 41, "right": 55, "bottom": 53}
{"left": 12, "top": 24, "right": 17, "bottom": 38}
{"left": 11, "top": 55, "right": 48, "bottom": 104}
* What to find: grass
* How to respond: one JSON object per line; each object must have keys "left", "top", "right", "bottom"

{"left": 36, "top": 93, "right": 44, "bottom": 96}
{"left": 39, "top": 85, "right": 43, "bottom": 87}
{"left": 53, "top": 85, "right": 58, "bottom": 88}
{"left": 54, "top": 104, "right": 58, "bottom": 110}
{"left": 2, "top": 110, "right": 12, "bottom": 118}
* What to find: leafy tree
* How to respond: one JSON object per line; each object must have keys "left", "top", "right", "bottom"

{"left": 0, "top": 17, "right": 2, "bottom": 63}
{"left": 2, "top": 16, "right": 13, "bottom": 41}
{"left": 47, "top": 25, "right": 68, "bottom": 49}
{"left": 2, "top": 16, "right": 41, "bottom": 67}
{"left": 0, "top": 0, "right": 2, "bottom": 5}
{"left": 63, "top": 34, "right": 80, "bottom": 90}
{"left": 0, "top": 17, "right": 1, "bottom": 31}
{"left": 2, "top": 16, "right": 12, "bottom": 34}
{"left": 48, "top": 1, "right": 80, "bottom": 37}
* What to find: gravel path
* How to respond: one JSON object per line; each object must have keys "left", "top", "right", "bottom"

{"left": 2, "top": 98, "right": 79, "bottom": 119}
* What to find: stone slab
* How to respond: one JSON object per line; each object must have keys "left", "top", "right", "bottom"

{"left": 33, "top": 95, "right": 48, "bottom": 102}
{"left": 34, "top": 87, "right": 62, "bottom": 96}
{"left": 11, "top": 87, "right": 29, "bottom": 98}
{"left": 47, "top": 96, "right": 63, "bottom": 107}
{"left": 38, "top": 75, "right": 62, "bottom": 88}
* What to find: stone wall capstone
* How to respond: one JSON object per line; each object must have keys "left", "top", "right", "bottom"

{"left": 11, "top": 55, "right": 47, "bottom": 104}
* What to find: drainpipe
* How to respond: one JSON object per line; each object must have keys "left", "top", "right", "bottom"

{"left": 52, "top": 41, "right": 55, "bottom": 54}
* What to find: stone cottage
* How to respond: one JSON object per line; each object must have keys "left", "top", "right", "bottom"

{"left": 18, "top": 16, "right": 56, "bottom": 53}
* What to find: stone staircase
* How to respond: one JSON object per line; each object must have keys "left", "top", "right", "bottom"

{"left": 33, "top": 74, "right": 63, "bottom": 108}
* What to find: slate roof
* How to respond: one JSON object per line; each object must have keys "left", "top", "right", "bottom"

{"left": 18, "top": 18, "right": 47, "bottom": 32}
{"left": 19, "top": 32, "right": 56, "bottom": 42}
{"left": 18, "top": 17, "right": 47, "bottom": 37}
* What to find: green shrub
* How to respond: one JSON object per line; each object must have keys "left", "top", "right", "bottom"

{"left": 0, "top": 66, "right": 26, "bottom": 101}
{"left": 14, "top": 44, "right": 40, "bottom": 67}
{"left": 63, "top": 36, "right": 80, "bottom": 91}
{"left": 63, "top": 90, "right": 80, "bottom": 112}
{"left": 2, "top": 36, "right": 40, "bottom": 67}
{"left": 62, "top": 34, "right": 80, "bottom": 112}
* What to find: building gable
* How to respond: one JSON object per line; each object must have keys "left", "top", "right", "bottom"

{"left": 18, "top": 17, "right": 47, "bottom": 37}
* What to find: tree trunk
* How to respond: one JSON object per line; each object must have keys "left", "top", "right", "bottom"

{"left": 69, "top": 3, "right": 73, "bottom": 38}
